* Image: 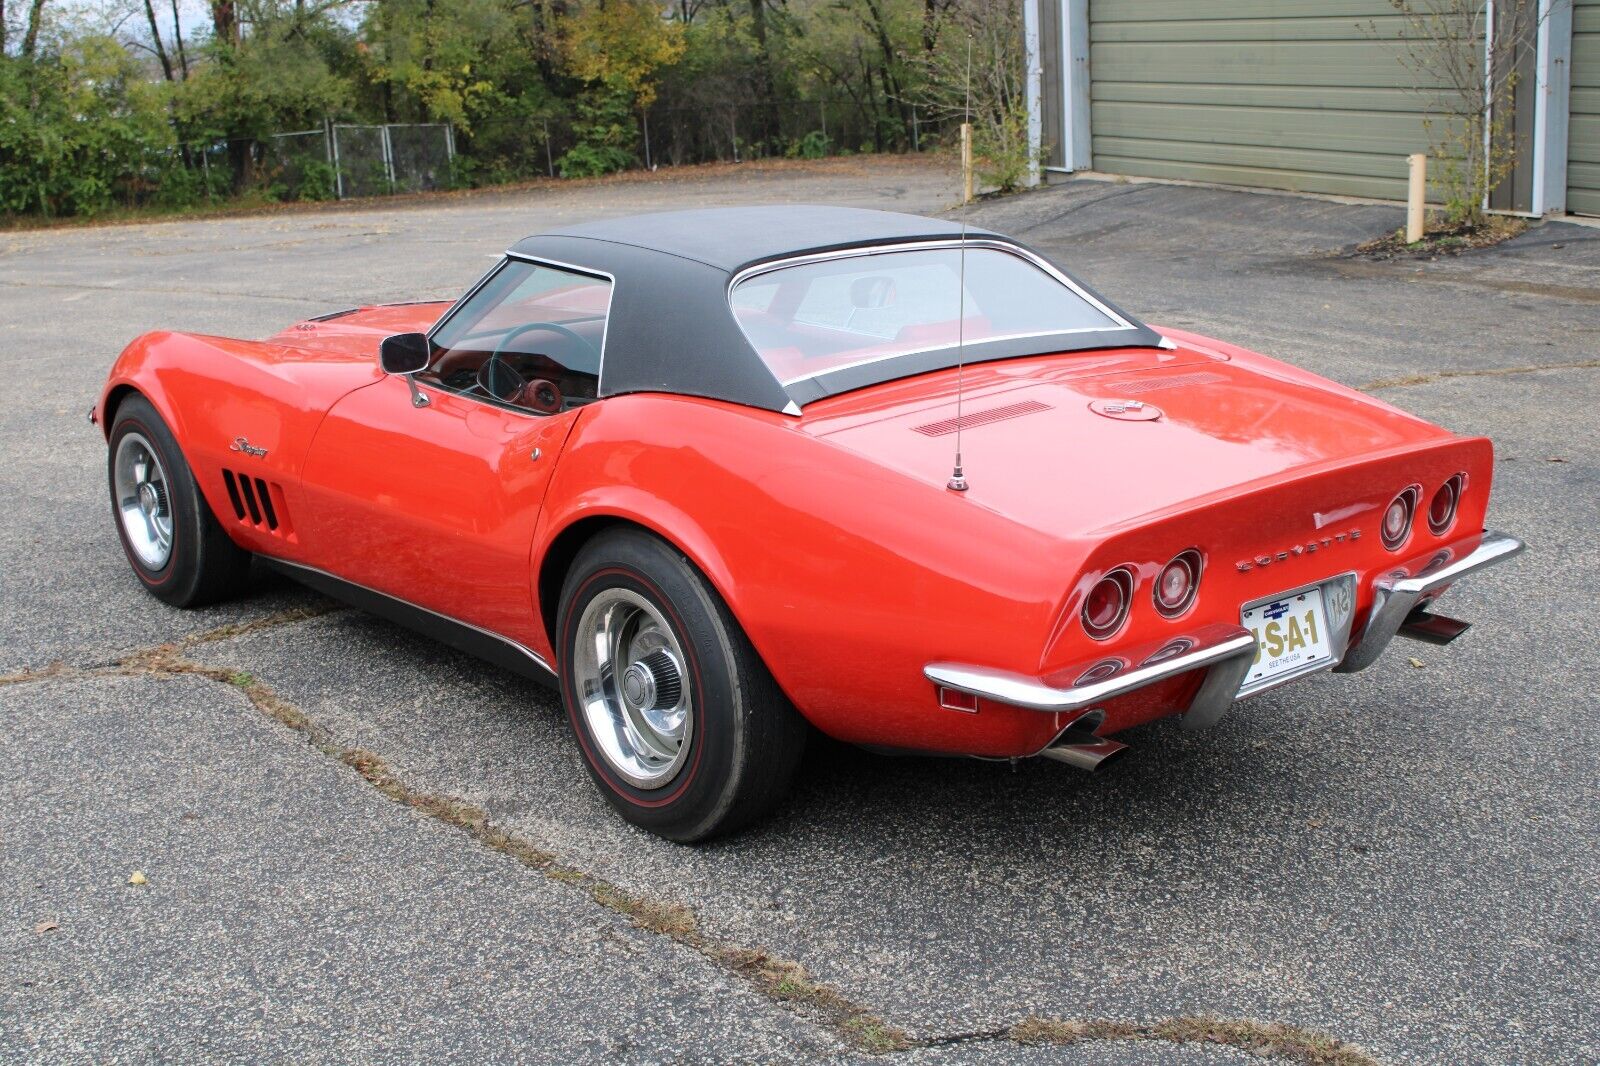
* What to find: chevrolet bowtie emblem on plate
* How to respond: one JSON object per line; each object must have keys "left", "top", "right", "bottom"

{"left": 1236, "top": 528, "right": 1362, "bottom": 572}
{"left": 229, "top": 437, "right": 268, "bottom": 458}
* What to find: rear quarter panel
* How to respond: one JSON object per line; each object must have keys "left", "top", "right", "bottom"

{"left": 535, "top": 394, "right": 1090, "bottom": 756}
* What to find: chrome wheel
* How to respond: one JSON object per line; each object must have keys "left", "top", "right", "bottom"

{"left": 572, "top": 588, "right": 694, "bottom": 789}
{"left": 113, "top": 432, "right": 174, "bottom": 570}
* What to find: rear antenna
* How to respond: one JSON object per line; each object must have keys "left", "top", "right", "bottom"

{"left": 947, "top": 34, "right": 973, "bottom": 494}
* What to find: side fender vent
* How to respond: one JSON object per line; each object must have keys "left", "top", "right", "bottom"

{"left": 913, "top": 400, "right": 1052, "bottom": 437}
{"left": 222, "top": 469, "right": 294, "bottom": 539}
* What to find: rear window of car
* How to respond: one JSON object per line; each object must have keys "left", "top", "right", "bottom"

{"left": 729, "top": 244, "right": 1127, "bottom": 386}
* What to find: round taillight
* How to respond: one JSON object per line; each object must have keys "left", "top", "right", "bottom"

{"left": 1082, "top": 568, "right": 1133, "bottom": 640}
{"left": 1381, "top": 488, "right": 1418, "bottom": 551}
{"left": 1154, "top": 549, "right": 1202, "bottom": 617}
{"left": 1428, "top": 474, "right": 1463, "bottom": 535}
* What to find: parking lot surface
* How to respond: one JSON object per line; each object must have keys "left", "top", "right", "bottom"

{"left": 3, "top": 156, "right": 1597, "bottom": 1063}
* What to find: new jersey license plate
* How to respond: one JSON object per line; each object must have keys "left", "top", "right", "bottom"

{"left": 1240, "top": 585, "right": 1334, "bottom": 694}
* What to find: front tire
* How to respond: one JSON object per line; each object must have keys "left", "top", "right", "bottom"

{"left": 558, "top": 529, "right": 807, "bottom": 842}
{"left": 107, "top": 394, "right": 253, "bottom": 607}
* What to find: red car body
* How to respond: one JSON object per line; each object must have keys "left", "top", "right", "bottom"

{"left": 95, "top": 207, "right": 1521, "bottom": 773}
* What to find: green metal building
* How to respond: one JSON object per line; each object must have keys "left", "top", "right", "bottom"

{"left": 1023, "top": 0, "right": 1596, "bottom": 217}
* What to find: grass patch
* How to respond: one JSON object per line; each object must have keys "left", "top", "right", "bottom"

{"left": 1010, "top": 1014, "right": 1379, "bottom": 1065}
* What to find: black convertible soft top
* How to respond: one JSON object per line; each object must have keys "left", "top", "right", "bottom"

{"left": 507, "top": 206, "right": 1160, "bottom": 413}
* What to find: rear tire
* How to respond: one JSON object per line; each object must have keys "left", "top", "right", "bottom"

{"left": 557, "top": 528, "right": 807, "bottom": 842}
{"left": 107, "top": 394, "right": 253, "bottom": 608}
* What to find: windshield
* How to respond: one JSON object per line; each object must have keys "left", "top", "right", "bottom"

{"left": 423, "top": 257, "right": 612, "bottom": 409}
{"left": 730, "top": 244, "right": 1130, "bottom": 388}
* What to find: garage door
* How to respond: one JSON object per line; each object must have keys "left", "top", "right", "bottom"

{"left": 1571, "top": 0, "right": 1600, "bottom": 215}
{"left": 1088, "top": 0, "right": 1468, "bottom": 201}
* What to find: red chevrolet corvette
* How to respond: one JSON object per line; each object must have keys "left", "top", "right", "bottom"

{"left": 96, "top": 206, "right": 1522, "bottom": 840}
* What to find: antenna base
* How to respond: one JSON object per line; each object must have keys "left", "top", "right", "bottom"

{"left": 947, "top": 469, "right": 969, "bottom": 492}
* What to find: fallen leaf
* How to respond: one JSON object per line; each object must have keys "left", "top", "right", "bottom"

{"left": 1408, "top": 657, "right": 1425, "bottom": 669}
{"left": 33, "top": 920, "right": 58, "bottom": 934}
{"left": 1307, "top": 818, "right": 1324, "bottom": 829}
{"left": 128, "top": 870, "right": 147, "bottom": 886}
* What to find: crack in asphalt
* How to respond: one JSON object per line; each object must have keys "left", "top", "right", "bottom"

{"left": 0, "top": 605, "right": 342, "bottom": 681}
{"left": 2, "top": 611, "right": 1381, "bottom": 1063}
{"left": 1005, "top": 1017, "right": 1381, "bottom": 1064}
{"left": 1359, "top": 358, "right": 1600, "bottom": 392}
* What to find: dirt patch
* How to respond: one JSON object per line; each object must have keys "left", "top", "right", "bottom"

{"left": 1349, "top": 216, "right": 1528, "bottom": 261}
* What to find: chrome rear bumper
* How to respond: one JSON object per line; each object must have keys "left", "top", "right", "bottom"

{"left": 924, "top": 529, "right": 1523, "bottom": 740}
{"left": 1334, "top": 529, "right": 1524, "bottom": 673}
{"left": 925, "top": 623, "right": 1259, "bottom": 732}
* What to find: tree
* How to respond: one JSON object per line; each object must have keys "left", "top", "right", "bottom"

{"left": 558, "top": 0, "right": 685, "bottom": 175}
{"left": 560, "top": 0, "right": 685, "bottom": 111}
{"left": 177, "top": 0, "right": 355, "bottom": 188}
{"left": 916, "top": 0, "right": 1032, "bottom": 192}
{"left": 142, "top": 0, "right": 175, "bottom": 82}
{"left": 1379, "top": 0, "right": 1556, "bottom": 227}
{"left": 21, "top": 0, "right": 45, "bottom": 56}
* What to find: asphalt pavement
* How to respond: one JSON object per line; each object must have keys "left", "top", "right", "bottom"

{"left": 2, "top": 156, "right": 1596, "bottom": 1064}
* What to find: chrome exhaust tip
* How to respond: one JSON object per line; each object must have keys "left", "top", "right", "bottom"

{"left": 1039, "top": 736, "right": 1128, "bottom": 772}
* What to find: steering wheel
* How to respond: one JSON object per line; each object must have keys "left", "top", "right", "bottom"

{"left": 435, "top": 320, "right": 600, "bottom": 381}
{"left": 491, "top": 321, "right": 599, "bottom": 366}
{"left": 475, "top": 321, "right": 595, "bottom": 414}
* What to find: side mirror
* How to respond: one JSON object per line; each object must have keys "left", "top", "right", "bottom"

{"left": 379, "top": 333, "right": 431, "bottom": 375}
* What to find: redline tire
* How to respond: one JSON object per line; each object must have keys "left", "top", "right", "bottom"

{"left": 557, "top": 528, "right": 807, "bottom": 842}
{"left": 107, "top": 394, "right": 253, "bottom": 608}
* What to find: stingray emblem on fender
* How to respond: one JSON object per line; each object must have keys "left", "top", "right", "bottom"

{"left": 1235, "top": 528, "right": 1362, "bottom": 572}
{"left": 229, "top": 437, "right": 268, "bottom": 458}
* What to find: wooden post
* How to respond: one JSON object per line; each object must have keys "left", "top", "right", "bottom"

{"left": 1406, "top": 153, "right": 1427, "bottom": 243}
{"left": 960, "top": 122, "right": 974, "bottom": 204}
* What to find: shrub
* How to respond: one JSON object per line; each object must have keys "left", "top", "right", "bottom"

{"left": 785, "top": 130, "right": 831, "bottom": 160}
{"left": 558, "top": 90, "right": 637, "bottom": 178}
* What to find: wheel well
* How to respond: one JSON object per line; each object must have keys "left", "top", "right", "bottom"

{"left": 537, "top": 516, "right": 632, "bottom": 649}
{"left": 102, "top": 384, "right": 141, "bottom": 438}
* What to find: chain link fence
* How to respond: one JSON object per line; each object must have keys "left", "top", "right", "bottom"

{"left": 521, "top": 97, "right": 943, "bottom": 178}
{"left": 265, "top": 123, "right": 455, "bottom": 200}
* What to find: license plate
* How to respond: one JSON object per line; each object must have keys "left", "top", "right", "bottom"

{"left": 1240, "top": 585, "right": 1334, "bottom": 694}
